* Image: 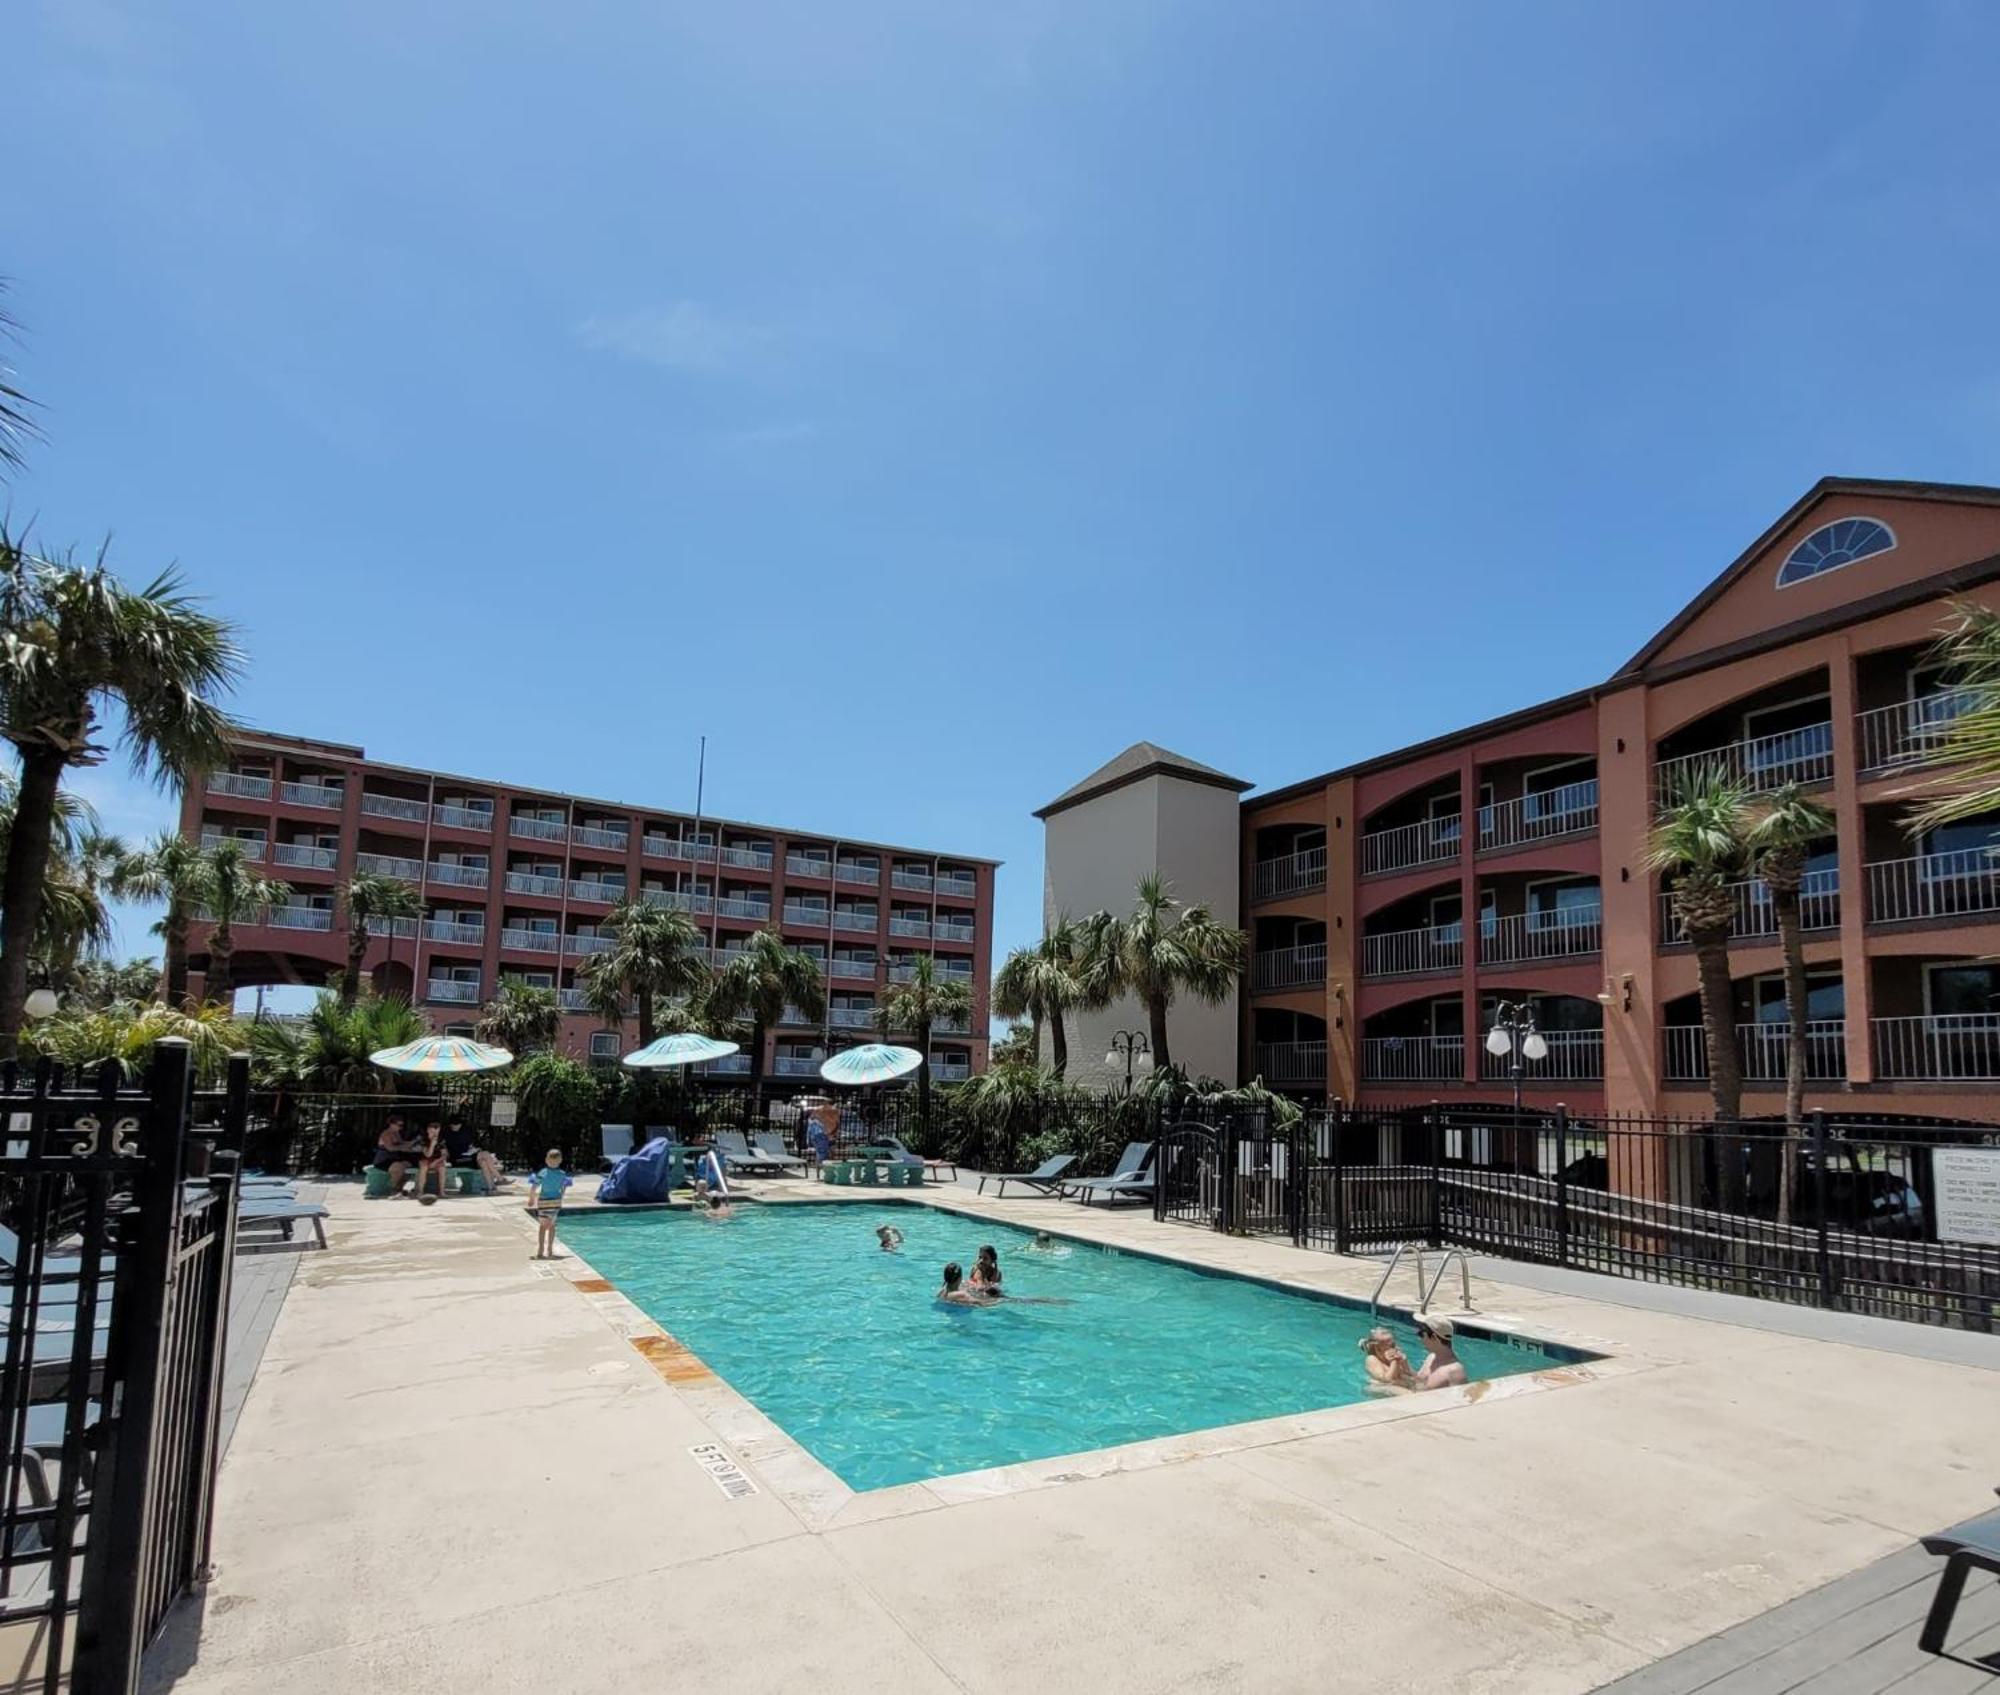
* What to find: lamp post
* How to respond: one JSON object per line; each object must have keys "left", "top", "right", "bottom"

{"left": 1483, "top": 998, "right": 1548, "bottom": 1116}
{"left": 1105, "top": 1029, "right": 1152, "bottom": 1096}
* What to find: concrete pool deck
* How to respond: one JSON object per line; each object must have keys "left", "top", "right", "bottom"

{"left": 143, "top": 1177, "right": 2000, "bottom": 1695}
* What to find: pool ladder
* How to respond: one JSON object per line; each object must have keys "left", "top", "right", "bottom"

{"left": 1368, "top": 1245, "right": 1475, "bottom": 1321}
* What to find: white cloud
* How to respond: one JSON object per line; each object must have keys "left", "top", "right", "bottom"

{"left": 574, "top": 301, "right": 781, "bottom": 378}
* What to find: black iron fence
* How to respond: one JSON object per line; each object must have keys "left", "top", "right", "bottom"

{"left": 0, "top": 1040, "right": 248, "bottom": 1695}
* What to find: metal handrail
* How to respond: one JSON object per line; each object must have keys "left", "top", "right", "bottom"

{"left": 1369, "top": 1243, "right": 1422, "bottom": 1321}
{"left": 1419, "top": 1248, "right": 1474, "bottom": 1315}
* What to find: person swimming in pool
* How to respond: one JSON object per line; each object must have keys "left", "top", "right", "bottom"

{"left": 692, "top": 1178, "right": 733, "bottom": 1220}
{"left": 936, "top": 1262, "right": 990, "bottom": 1306}
{"left": 968, "top": 1244, "right": 1003, "bottom": 1294}
{"left": 1410, "top": 1316, "right": 1468, "bottom": 1390}
{"left": 1023, "top": 1230, "right": 1071, "bottom": 1258}
{"left": 876, "top": 1224, "right": 904, "bottom": 1252}
{"left": 1358, "top": 1327, "right": 1417, "bottom": 1391}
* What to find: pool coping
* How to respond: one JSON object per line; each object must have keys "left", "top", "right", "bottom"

{"left": 519, "top": 1185, "right": 1660, "bottom": 1532}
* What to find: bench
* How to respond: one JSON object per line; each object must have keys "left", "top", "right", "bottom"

{"left": 1920, "top": 1498, "right": 2000, "bottom": 1671}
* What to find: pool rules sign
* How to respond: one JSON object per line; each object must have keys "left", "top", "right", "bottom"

{"left": 1933, "top": 1148, "right": 2000, "bottom": 1246}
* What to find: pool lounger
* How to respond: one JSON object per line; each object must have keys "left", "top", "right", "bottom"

{"left": 977, "top": 1154, "right": 1077, "bottom": 1197}
{"left": 875, "top": 1135, "right": 956, "bottom": 1182}
{"left": 1063, "top": 1142, "right": 1156, "bottom": 1207}
{"left": 712, "top": 1131, "right": 793, "bottom": 1176}
{"left": 1919, "top": 1491, "right": 2000, "bottom": 1670}
{"left": 236, "top": 1199, "right": 329, "bottom": 1250}
{"left": 749, "top": 1131, "right": 809, "bottom": 1173}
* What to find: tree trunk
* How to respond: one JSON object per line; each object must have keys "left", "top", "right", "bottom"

{"left": 0, "top": 747, "right": 65, "bottom": 1060}
{"left": 163, "top": 907, "right": 190, "bottom": 1008}
{"left": 1028, "top": 1011, "right": 1043, "bottom": 1068}
{"left": 1690, "top": 925, "right": 1743, "bottom": 1206}
{"left": 208, "top": 916, "right": 236, "bottom": 1010}
{"left": 1049, "top": 1008, "right": 1068, "bottom": 1078}
{"left": 1148, "top": 993, "right": 1171, "bottom": 1073}
{"left": 341, "top": 924, "right": 365, "bottom": 1008}
{"left": 637, "top": 985, "right": 655, "bottom": 1049}
{"left": 1773, "top": 882, "right": 1809, "bottom": 1227}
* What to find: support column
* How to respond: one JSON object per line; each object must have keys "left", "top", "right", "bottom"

{"left": 1826, "top": 634, "right": 1875, "bottom": 1085}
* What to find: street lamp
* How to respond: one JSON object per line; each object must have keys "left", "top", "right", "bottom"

{"left": 1483, "top": 998, "right": 1548, "bottom": 1114}
{"left": 1105, "top": 1029, "right": 1152, "bottom": 1095}
{"left": 23, "top": 988, "right": 60, "bottom": 1022}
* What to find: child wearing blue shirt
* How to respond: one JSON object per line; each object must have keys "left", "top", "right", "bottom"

{"left": 529, "top": 1149, "right": 572, "bottom": 1260}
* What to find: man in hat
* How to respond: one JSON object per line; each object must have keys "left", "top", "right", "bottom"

{"left": 1411, "top": 1315, "right": 1468, "bottom": 1390}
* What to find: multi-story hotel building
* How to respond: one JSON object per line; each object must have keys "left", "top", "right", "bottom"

{"left": 182, "top": 730, "right": 996, "bottom": 1080}
{"left": 1046, "top": 478, "right": 2000, "bottom": 1121}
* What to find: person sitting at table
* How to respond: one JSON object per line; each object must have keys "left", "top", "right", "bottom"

{"left": 414, "top": 1119, "right": 450, "bottom": 1205}
{"left": 370, "top": 1115, "right": 425, "bottom": 1196}
{"left": 442, "top": 1116, "right": 508, "bottom": 1191}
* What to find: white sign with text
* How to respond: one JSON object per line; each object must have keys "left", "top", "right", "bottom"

{"left": 1934, "top": 1148, "right": 2000, "bottom": 1247}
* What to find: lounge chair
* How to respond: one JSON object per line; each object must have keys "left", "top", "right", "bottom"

{"left": 599, "top": 1124, "right": 636, "bottom": 1170}
{"left": 876, "top": 1135, "right": 956, "bottom": 1183}
{"left": 977, "top": 1153, "right": 1077, "bottom": 1198}
{"left": 749, "top": 1131, "right": 808, "bottom": 1173}
{"left": 1919, "top": 1492, "right": 2000, "bottom": 1669}
{"left": 236, "top": 1198, "right": 329, "bottom": 1250}
{"left": 713, "top": 1130, "right": 790, "bottom": 1176}
{"left": 1065, "top": 1142, "right": 1155, "bottom": 1207}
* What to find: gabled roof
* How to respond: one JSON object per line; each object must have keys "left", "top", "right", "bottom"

{"left": 1035, "top": 742, "right": 1252, "bottom": 821}
{"left": 1616, "top": 476, "right": 2000, "bottom": 677}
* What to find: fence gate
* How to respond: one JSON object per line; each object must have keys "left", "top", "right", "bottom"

{"left": 1154, "top": 1121, "right": 1221, "bottom": 1229}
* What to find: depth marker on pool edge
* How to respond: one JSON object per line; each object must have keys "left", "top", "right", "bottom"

{"left": 690, "top": 1444, "right": 759, "bottom": 1500}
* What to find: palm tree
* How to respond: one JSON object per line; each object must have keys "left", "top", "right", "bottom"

{"left": 879, "top": 953, "right": 974, "bottom": 1138}
{"left": 0, "top": 535, "right": 240, "bottom": 1054}
{"left": 118, "top": 831, "right": 210, "bottom": 1006}
{"left": 0, "top": 774, "right": 117, "bottom": 994}
{"left": 1744, "top": 783, "right": 1837, "bottom": 1222}
{"left": 198, "top": 839, "right": 290, "bottom": 1010}
{"left": 1084, "top": 873, "right": 1245, "bottom": 1072}
{"left": 1647, "top": 768, "right": 1752, "bottom": 1192}
{"left": 708, "top": 928, "right": 826, "bottom": 1096}
{"left": 0, "top": 287, "right": 38, "bottom": 480}
{"left": 476, "top": 979, "right": 561, "bottom": 1055}
{"left": 577, "top": 897, "right": 709, "bottom": 1047}
{"left": 991, "top": 915, "right": 1091, "bottom": 1077}
{"left": 1909, "top": 602, "right": 2000, "bottom": 831}
{"left": 340, "top": 871, "right": 423, "bottom": 1007}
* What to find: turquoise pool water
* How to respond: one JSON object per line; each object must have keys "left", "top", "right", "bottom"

{"left": 563, "top": 1204, "right": 1579, "bottom": 1491}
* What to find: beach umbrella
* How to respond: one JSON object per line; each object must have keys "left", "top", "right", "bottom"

{"left": 818, "top": 1044, "right": 923, "bottom": 1086}
{"left": 369, "top": 1036, "right": 514, "bottom": 1074}
{"left": 622, "top": 1033, "right": 740, "bottom": 1069}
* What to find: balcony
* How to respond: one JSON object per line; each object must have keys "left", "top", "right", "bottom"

{"left": 426, "top": 979, "right": 482, "bottom": 1005}
{"left": 718, "top": 844, "right": 773, "bottom": 870}
{"left": 206, "top": 771, "right": 272, "bottom": 801}
{"left": 557, "top": 987, "right": 593, "bottom": 1012}
{"left": 200, "top": 834, "right": 265, "bottom": 861}
{"left": 892, "top": 867, "right": 934, "bottom": 893}
{"left": 933, "top": 1014, "right": 971, "bottom": 1035}
{"left": 1360, "top": 817, "right": 1458, "bottom": 878}
{"left": 511, "top": 816, "right": 567, "bottom": 842}
{"left": 360, "top": 792, "right": 428, "bottom": 824}
{"left": 642, "top": 888, "right": 711, "bottom": 915}
{"left": 936, "top": 873, "right": 977, "bottom": 899}
{"left": 705, "top": 1053, "right": 751, "bottom": 1075}
{"left": 366, "top": 915, "right": 419, "bottom": 939}
{"left": 568, "top": 881, "right": 627, "bottom": 906}
{"left": 1360, "top": 1034, "right": 1462, "bottom": 1082}
{"left": 1856, "top": 690, "right": 1976, "bottom": 772}
{"left": 1252, "top": 846, "right": 1328, "bottom": 903}
{"left": 504, "top": 871, "right": 564, "bottom": 898}
{"left": 355, "top": 852, "right": 421, "bottom": 881}
{"left": 1478, "top": 780, "right": 1598, "bottom": 853}
{"left": 1480, "top": 904, "right": 1602, "bottom": 966}
{"left": 1873, "top": 1014, "right": 2000, "bottom": 1080}
{"left": 1662, "top": 1021, "right": 1847, "bottom": 1083}
{"left": 271, "top": 842, "right": 335, "bottom": 870}
{"left": 773, "top": 1055, "right": 824, "bottom": 1078}
{"left": 427, "top": 862, "right": 489, "bottom": 890}
{"left": 836, "top": 861, "right": 880, "bottom": 886}
{"left": 931, "top": 1059, "right": 972, "bottom": 1083}
{"left": 1361, "top": 924, "right": 1461, "bottom": 979}
{"left": 889, "top": 916, "right": 930, "bottom": 939}
{"left": 1253, "top": 943, "right": 1327, "bottom": 992}
{"left": 1658, "top": 870, "right": 1839, "bottom": 944}
{"left": 833, "top": 911, "right": 877, "bottom": 933}
{"left": 642, "top": 834, "right": 686, "bottom": 861}
{"left": 935, "top": 918, "right": 976, "bottom": 943}
{"left": 573, "top": 823, "right": 630, "bottom": 852}
{"left": 829, "top": 1006, "right": 874, "bottom": 1030}
{"left": 424, "top": 919, "right": 486, "bottom": 947}
{"left": 281, "top": 781, "right": 344, "bottom": 810}
{"left": 1477, "top": 1028, "right": 1602, "bottom": 1081}
{"left": 434, "top": 803, "right": 494, "bottom": 831}
{"left": 830, "top": 958, "right": 877, "bottom": 982}
{"left": 266, "top": 904, "right": 334, "bottom": 932}
{"left": 566, "top": 934, "right": 615, "bottom": 956}
{"left": 500, "top": 928, "right": 562, "bottom": 955}
{"left": 714, "top": 897, "right": 771, "bottom": 922}
{"left": 786, "top": 855, "right": 832, "bottom": 880}
{"left": 784, "top": 903, "right": 831, "bottom": 927}
{"left": 1654, "top": 721, "right": 1833, "bottom": 803}
{"left": 937, "top": 962, "right": 974, "bottom": 982}
{"left": 1256, "top": 1040, "right": 1329, "bottom": 1084}
{"left": 1865, "top": 851, "right": 2000, "bottom": 925}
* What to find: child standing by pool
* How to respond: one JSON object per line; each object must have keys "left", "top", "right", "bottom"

{"left": 528, "top": 1149, "right": 571, "bottom": 1259}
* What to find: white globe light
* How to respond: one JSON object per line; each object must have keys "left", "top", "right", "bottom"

{"left": 1136, "top": 1051, "right": 1154, "bottom": 1072}
{"left": 1522, "top": 1031, "right": 1550, "bottom": 1062}
{"left": 23, "top": 988, "right": 59, "bottom": 1021}
{"left": 1104, "top": 1050, "right": 1119, "bottom": 1070}
{"left": 1484, "top": 1028, "right": 1511, "bottom": 1057}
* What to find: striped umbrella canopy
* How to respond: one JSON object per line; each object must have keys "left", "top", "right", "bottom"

{"left": 369, "top": 1037, "right": 515, "bottom": 1075}
{"left": 819, "top": 1044, "right": 923, "bottom": 1086}
{"left": 622, "top": 1033, "right": 741, "bottom": 1070}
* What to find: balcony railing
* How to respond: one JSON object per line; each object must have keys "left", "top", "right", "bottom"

{"left": 1654, "top": 721, "right": 1834, "bottom": 803}
{"left": 933, "top": 1015, "right": 971, "bottom": 1036}
{"left": 206, "top": 771, "right": 272, "bottom": 800}
{"left": 714, "top": 897, "right": 771, "bottom": 922}
{"left": 573, "top": 824, "right": 630, "bottom": 852}
{"left": 1360, "top": 1034, "right": 1462, "bottom": 1082}
{"left": 1360, "top": 817, "right": 1459, "bottom": 878}
{"left": 266, "top": 904, "right": 334, "bottom": 932}
{"left": 1662, "top": 1020, "right": 1847, "bottom": 1083}
{"left": 705, "top": 1053, "right": 751, "bottom": 1075}
{"left": 434, "top": 803, "right": 494, "bottom": 831}
{"left": 1856, "top": 689, "right": 1978, "bottom": 772}
{"left": 281, "top": 781, "right": 344, "bottom": 810}
{"left": 426, "top": 979, "right": 481, "bottom": 1004}
{"left": 1360, "top": 925, "right": 1461, "bottom": 979}
{"left": 784, "top": 903, "right": 831, "bottom": 927}
{"left": 829, "top": 1007, "right": 874, "bottom": 1029}
{"left": 200, "top": 834, "right": 265, "bottom": 861}
{"left": 1255, "top": 1040, "right": 1329, "bottom": 1084}
{"left": 1253, "top": 943, "right": 1327, "bottom": 992}
{"left": 935, "top": 919, "right": 976, "bottom": 943}
{"left": 427, "top": 861, "right": 489, "bottom": 889}
{"left": 889, "top": 916, "right": 930, "bottom": 939}
{"left": 937, "top": 962, "right": 974, "bottom": 982}
{"left": 271, "top": 842, "right": 334, "bottom": 870}
{"left": 558, "top": 987, "right": 591, "bottom": 1011}
{"left": 366, "top": 915, "right": 419, "bottom": 939}
{"left": 424, "top": 919, "right": 486, "bottom": 946}
{"left": 504, "top": 871, "right": 564, "bottom": 898}
{"left": 1477, "top": 780, "right": 1598, "bottom": 853}
{"left": 565, "top": 933, "right": 615, "bottom": 956}
{"left": 931, "top": 1060, "right": 972, "bottom": 1083}
{"left": 891, "top": 868, "right": 934, "bottom": 893}
{"left": 830, "top": 958, "right": 877, "bottom": 981}
{"left": 1477, "top": 1028, "right": 1602, "bottom": 1081}
{"left": 1659, "top": 869, "right": 1840, "bottom": 943}
{"left": 718, "top": 845, "right": 773, "bottom": 870}
{"left": 568, "top": 881, "right": 627, "bottom": 906}
{"left": 1252, "top": 845, "right": 1328, "bottom": 903}
{"left": 500, "top": 928, "right": 562, "bottom": 954}
{"left": 642, "top": 888, "right": 712, "bottom": 915}
{"left": 936, "top": 874, "right": 977, "bottom": 899}
{"left": 833, "top": 911, "right": 877, "bottom": 933}
{"left": 786, "top": 856, "right": 833, "bottom": 879}
{"left": 360, "top": 792, "right": 427, "bottom": 824}
{"left": 1865, "top": 850, "right": 2000, "bottom": 925}
{"left": 836, "top": 861, "right": 880, "bottom": 886}
{"left": 1873, "top": 1014, "right": 2000, "bottom": 1080}
{"left": 511, "top": 816, "right": 567, "bottom": 842}
{"left": 355, "top": 852, "right": 421, "bottom": 881}
{"left": 773, "top": 1056, "right": 824, "bottom": 1077}
{"left": 1480, "top": 903, "right": 1602, "bottom": 966}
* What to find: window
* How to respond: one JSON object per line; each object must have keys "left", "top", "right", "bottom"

{"left": 589, "top": 1032, "right": 620, "bottom": 1058}
{"left": 1527, "top": 879, "right": 1599, "bottom": 931}
{"left": 1776, "top": 517, "right": 1895, "bottom": 587}
{"left": 1925, "top": 964, "right": 1999, "bottom": 1018}
{"left": 1753, "top": 970, "right": 1843, "bottom": 1022}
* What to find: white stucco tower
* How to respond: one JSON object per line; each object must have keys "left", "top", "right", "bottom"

{"left": 1036, "top": 743, "right": 1252, "bottom": 1087}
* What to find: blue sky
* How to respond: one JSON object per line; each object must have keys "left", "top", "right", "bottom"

{"left": 10, "top": 0, "right": 2000, "bottom": 982}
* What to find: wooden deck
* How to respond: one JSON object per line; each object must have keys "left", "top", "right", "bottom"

{"left": 217, "top": 1186, "right": 314, "bottom": 1455}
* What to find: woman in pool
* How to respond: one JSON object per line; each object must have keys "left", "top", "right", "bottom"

{"left": 876, "top": 1224, "right": 904, "bottom": 1252}
{"left": 968, "top": 1244, "right": 1003, "bottom": 1295}
{"left": 935, "top": 1262, "right": 990, "bottom": 1306}
{"left": 691, "top": 1178, "right": 733, "bottom": 1220}
{"left": 1023, "top": 1231, "right": 1068, "bottom": 1256}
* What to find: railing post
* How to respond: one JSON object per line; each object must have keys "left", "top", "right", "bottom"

{"left": 76, "top": 1037, "right": 194, "bottom": 1694}
{"left": 187, "top": 1053, "right": 251, "bottom": 1582}
{"left": 1810, "top": 1110, "right": 1835, "bottom": 1309}
{"left": 1426, "top": 1104, "right": 1443, "bottom": 1249}
{"left": 1216, "top": 1118, "right": 1236, "bottom": 1234}
{"left": 1332, "top": 1104, "right": 1349, "bottom": 1254}
{"left": 1554, "top": 1104, "right": 1570, "bottom": 1270}
{"left": 1288, "top": 1119, "right": 1305, "bottom": 1247}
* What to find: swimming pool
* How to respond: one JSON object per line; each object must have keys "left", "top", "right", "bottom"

{"left": 563, "top": 1203, "right": 1587, "bottom": 1492}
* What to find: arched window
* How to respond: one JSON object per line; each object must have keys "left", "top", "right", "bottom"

{"left": 1776, "top": 517, "right": 1896, "bottom": 587}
